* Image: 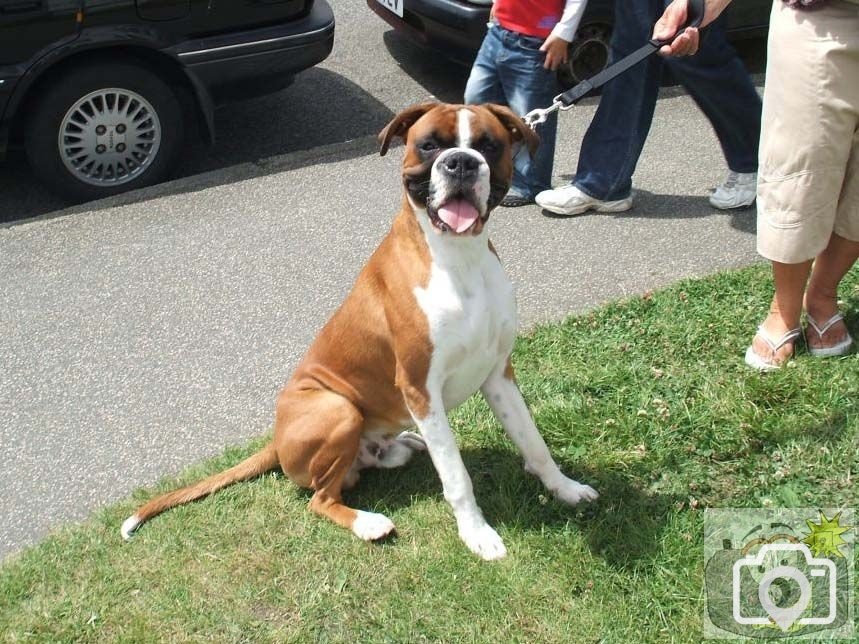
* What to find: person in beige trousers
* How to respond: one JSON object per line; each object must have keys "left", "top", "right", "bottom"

{"left": 658, "top": 0, "right": 858, "bottom": 370}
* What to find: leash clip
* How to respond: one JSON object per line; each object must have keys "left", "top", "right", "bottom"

{"left": 523, "top": 96, "right": 574, "bottom": 130}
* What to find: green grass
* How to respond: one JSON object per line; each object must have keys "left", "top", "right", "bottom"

{"left": 2, "top": 264, "right": 857, "bottom": 643}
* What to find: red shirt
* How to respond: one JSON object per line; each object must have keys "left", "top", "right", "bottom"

{"left": 494, "top": 0, "right": 565, "bottom": 40}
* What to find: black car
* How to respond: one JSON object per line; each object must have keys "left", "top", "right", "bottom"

{"left": 368, "top": 0, "right": 768, "bottom": 88}
{"left": 0, "top": 0, "right": 334, "bottom": 201}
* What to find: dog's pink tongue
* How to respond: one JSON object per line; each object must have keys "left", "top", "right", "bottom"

{"left": 437, "top": 200, "right": 479, "bottom": 233}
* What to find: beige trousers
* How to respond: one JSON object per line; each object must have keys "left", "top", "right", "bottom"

{"left": 757, "top": 0, "right": 859, "bottom": 263}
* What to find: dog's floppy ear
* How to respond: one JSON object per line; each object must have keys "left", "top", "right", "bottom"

{"left": 378, "top": 102, "right": 439, "bottom": 156}
{"left": 483, "top": 103, "right": 541, "bottom": 158}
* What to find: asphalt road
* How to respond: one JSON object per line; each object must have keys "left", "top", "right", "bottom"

{"left": 0, "top": 1, "right": 767, "bottom": 560}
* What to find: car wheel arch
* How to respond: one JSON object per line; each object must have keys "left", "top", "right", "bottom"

{"left": 9, "top": 45, "right": 214, "bottom": 149}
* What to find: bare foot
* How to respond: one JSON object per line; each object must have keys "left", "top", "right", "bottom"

{"left": 748, "top": 314, "right": 799, "bottom": 368}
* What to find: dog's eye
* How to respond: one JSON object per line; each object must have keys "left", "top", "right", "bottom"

{"left": 419, "top": 140, "right": 439, "bottom": 153}
{"left": 475, "top": 137, "right": 499, "bottom": 156}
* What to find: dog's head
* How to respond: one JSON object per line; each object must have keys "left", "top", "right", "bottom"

{"left": 379, "top": 102, "right": 539, "bottom": 236}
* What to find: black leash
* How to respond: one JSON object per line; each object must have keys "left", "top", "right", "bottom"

{"left": 523, "top": 0, "right": 706, "bottom": 128}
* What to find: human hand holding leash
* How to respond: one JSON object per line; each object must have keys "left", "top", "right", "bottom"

{"left": 654, "top": 0, "right": 733, "bottom": 56}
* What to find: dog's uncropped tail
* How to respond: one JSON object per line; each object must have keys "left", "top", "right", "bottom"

{"left": 120, "top": 443, "right": 280, "bottom": 540}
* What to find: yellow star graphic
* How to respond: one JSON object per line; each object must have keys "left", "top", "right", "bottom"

{"left": 802, "top": 511, "right": 851, "bottom": 558}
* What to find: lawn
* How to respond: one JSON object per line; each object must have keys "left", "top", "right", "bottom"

{"left": 1, "top": 264, "right": 857, "bottom": 643}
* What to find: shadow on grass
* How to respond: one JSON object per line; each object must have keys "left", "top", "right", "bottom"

{"left": 799, "top": 409, "right": 855, "bottom": 445}
{"left": 844, "top": 293, "right": 859, "bottom": 332}
{"left": 330, "top": 447, "right": 677, "bottom": 571}
{"left": 568, "top": 464, "right": 680, "bottom": 570}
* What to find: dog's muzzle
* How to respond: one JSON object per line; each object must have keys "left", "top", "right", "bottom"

{"left": 429, "top": 149, "right": 489, "bottom": 234}
{"left": 438, "top": 150, "right": 480, "bottom": 185}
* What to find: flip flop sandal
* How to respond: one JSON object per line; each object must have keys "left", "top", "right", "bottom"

{"left": 744, "top": 325, "right": 801, "bottom": 371}
{"left": 805, "top": 312, "right": 854, "bottom": 357}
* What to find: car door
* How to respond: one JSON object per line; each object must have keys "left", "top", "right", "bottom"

{"left": 0, "top": 0, "right": 81, "bottom": 66}
{"left": 136, "top": 0, "right": 189, "bottom": 21}
{"left": 0, "top": 0, "right": 81, "bottom": 122}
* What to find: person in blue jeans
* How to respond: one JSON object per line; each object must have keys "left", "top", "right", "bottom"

{"left": 536, "top": 0, "right": 762, "bottom": 215}
{"left": 464, "top": 0, "right": 587, "bottom": 207}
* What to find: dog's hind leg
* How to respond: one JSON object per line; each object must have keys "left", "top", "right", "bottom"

{"left": 274, "top": 389, "right": 396, "bottom": 541}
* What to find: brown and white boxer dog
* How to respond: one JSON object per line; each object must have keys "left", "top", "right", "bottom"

{"left": 121, "top": 102, "right": 598, "bottom": 560}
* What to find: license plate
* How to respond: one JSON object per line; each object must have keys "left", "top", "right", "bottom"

{"left": 375, "top": 0, "right": 403, "bottom": 18}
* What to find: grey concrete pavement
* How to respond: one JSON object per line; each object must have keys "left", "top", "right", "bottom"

{"left": 0, "top": 1, "right": 765, "bottom": 560}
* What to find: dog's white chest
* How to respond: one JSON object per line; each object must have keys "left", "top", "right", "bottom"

{"left": 414, "top": 249, "right": 517, "bottom": 411}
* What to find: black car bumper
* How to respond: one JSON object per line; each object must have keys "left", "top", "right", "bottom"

{"left": 367, "top": 0, "right": 488, "bottom": 64}
{"left": 172, "top": 0, "right": 335, "bottom": 101}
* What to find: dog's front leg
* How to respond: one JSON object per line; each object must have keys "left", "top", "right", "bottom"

{"left": 409, "top": 401, "right": 507, "bottom": 561}
{"left": 481, "top": 363, "right": 599, "bottom": 506}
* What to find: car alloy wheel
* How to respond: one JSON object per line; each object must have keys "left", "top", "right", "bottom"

{"left": 58, "top": 88, "right": 163, "bottom": 187}
{"left": 26, "top": 61, "right": 184, "bottom": 202}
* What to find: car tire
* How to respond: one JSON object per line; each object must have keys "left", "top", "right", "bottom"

{"left": 557, "top": 22, "right": 612, "bottom": 89}
{"left": 25, "top": 61, "right": 184, "bottom": 202}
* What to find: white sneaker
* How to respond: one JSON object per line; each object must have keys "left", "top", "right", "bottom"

{"left": 709, "top": 171, "right": 756, "bottom": 210}
{"left": 535, "top": 184, "right": 633, "bottom": 216}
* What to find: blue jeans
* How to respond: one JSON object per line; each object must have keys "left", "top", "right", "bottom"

{"left": 464, "top": 23, "right": 559, "bottom": 199}
{"left": 574, "top": 0, "right": 762, "bottom": 201}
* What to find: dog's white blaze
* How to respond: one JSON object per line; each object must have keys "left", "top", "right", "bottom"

{"left": 424, "top": 108, "right": 491, "bottom": 218}
{"left": 457, "top": 108, "right": 473, "bottom": 148}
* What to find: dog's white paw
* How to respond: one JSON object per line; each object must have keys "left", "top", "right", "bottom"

{"left": 552, "top": 478, "right": 599, "bottom": 506}
{"left": 352, "top": 511, "right": 396, "bottom": 541}
{"left": 459, "top": 523, "right": 507, "bottom": 561}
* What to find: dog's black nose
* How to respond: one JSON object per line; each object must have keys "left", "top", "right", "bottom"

{"left": 440, "top": 152, "right": 479, "bottom": 180}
